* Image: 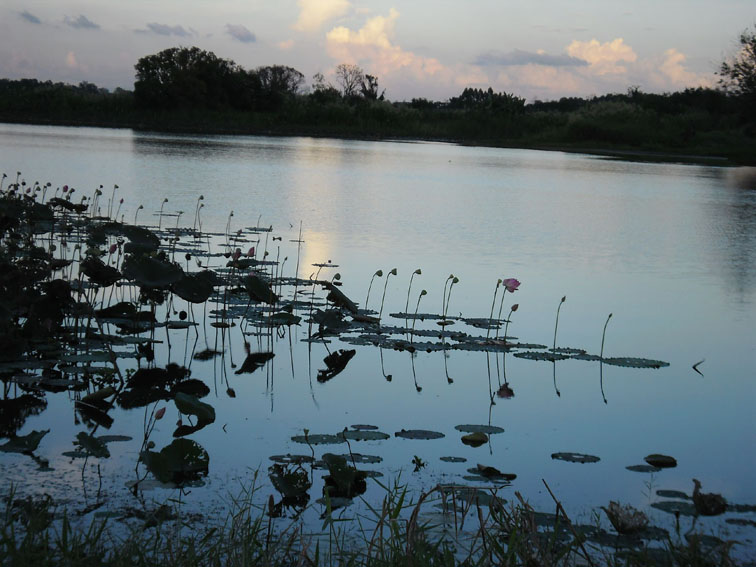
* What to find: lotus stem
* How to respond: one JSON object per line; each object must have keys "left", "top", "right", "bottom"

{"left": 158, "top": 198, "right": 168, "bottom": 230}
{"left": 405, "top": 268, "right": 421, "bottom": 317}
{"left": 553, "top": 295, "right": 566, "bottom": 351}
{"left": 114, "top": 198, "right": 123, "bottom": 222}
{"left": 364, "top": 269, "right": 383, "bottom": 312}
{"left": 443, "top": 277, "right": 459, "bottom": 320}
{"left": 487, "top": 279, "right": 502, "bottom": 338}
{"left": 108, "top": 184, "right": 118, "bottom": 219}
{"left": 378, "top": 268, "right": 397, "bottom": 320}
{"left": 411, "top": 290, "right": 427, "bottom": 343}
{"left": 600, "top": 313, "right": 613, "bottom": 359}
{"left": 441, "top": 274, "right": 454, "bottom": 321}
{"left": 503, "top": 304, "right": 518, "bottom": 344}
{"left": 193, "top": 195, "right": 204, "bottom": 232}
{"left": 134, "top": 204, "right": 144, "bottom": 225}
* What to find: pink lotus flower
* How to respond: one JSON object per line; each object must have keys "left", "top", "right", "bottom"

{"left": 502, "top": 278, "right": 520, "bottom": 293}
{"left": 232, "top": 247, "right": 241, "bottom": 261}
{"left": 155, "top": 407, "right": 166, "bottom": 420}
{"left": 62, "top": 185, "right": 69, "bottom": 193}
{"left": 108, "top": 243, "right": 118, "bottom": 254}
{"left": 247, "top": 246, "right": 255, "bottom": 257}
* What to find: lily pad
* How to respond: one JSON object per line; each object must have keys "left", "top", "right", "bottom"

{"left": 626, "top": 464, "right": 662, "bottom": 473}
{"left": 350, "top": 424, "right": 379, "bottom": 431}
{"left": 602, "top": 357, "right": 670, "bottom": 369}
{"left": 514, "top": 351, "right": 571, "bottom": 362}
{"left": 551, "top": 452, "right": 600, "bottom": 464}
{"left": 171, "top": 272, "right": 215, "bottom": 303}
{"left": 243, "top": 274, "right": 278, "bottom": 304}
{"left": 395, "top": 429, "right": 445, "bottom": 440}
{"left": 644, "top": 454, "right": 677, "bottom": 468}
{"left": 455, "top": 424, "right": 505, "bottom": 435}
{"left": 291, "top": 433, "right": 346, "bottom": 445}
{"left": 440, "top": 456, "right": 467, "bottom": 463}
{"left": 657, "top": 490, "right": 691, "bottom": 500}
{"left": 651, "top": 500, "right": 697, "bottom": 517}
{"left": 269, "top": 454, "right": 315, "bottom": 465}
{"left": 473, "top": 464, "right": 516, "bottom": 481}
{"left": 340, "top": 430, "right": 390, "bottom": 441}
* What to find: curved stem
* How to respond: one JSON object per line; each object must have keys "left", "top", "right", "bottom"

{"left": 553, "top": 296, "right": 566, "bottom": 351}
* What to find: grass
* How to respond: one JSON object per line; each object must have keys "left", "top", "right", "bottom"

{"left": 1, "top": 480, "right": 742, "bottom": 567}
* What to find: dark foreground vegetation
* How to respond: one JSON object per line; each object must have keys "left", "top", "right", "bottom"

{"left": 2, "top": 30, "right": 756, "bottom": 164}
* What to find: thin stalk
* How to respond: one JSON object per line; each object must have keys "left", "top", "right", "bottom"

{"left": 364, "top": 270, "right": 383, "bottom": 312}
{"left": 487, "top": 279, "right": 502, "bottom": 338}
{"left": 553, "top": 295, "right": 566, "bottom": 351}
{"left": 600, "top": 313, "right": 613, "bottom": 359}
{"left": 378, "top": 268, "right": 397, "bottom": 321}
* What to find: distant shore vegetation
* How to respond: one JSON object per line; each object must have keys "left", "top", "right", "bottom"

{"left": 1, "top": 36, "right": 755, "bottom": 164}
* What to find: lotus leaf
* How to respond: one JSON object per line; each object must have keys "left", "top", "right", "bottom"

{"left": 122, "top": 254, "right": 183, "bottom": 288}
{"left": 455, "top": 424, "right": 505, "bottom": 435}
{"left": 0, "top": 429, "right": 49, "bottom": 454}
{"left": 395, "top": 429, "right": 445, "bottom": 440}
{"left": 551, "top": 452, "right": 600, "bottom": 463}
{"left": 644, "top": 454, "right": 677, "bottom": 468}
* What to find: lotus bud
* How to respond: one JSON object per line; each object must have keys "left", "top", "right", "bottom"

{"left": 420, "top": 289, "right": 427, "bottom": 296}
{"left": 108, "top": 243, "right": 118, "bottom": 254}
{"left": 155, "top": 407, "right": 166, "bottom": 420}
{"left": 334, "top": 273, "right": 341, "bottom": 280}
{"left": 390, "top": 268, "right": 397, "bottom": 275}
{"left": 375, "top": 270, "right": 383, "bottom": 277}
{"left": 247, "top": 246, "right": 255, "bottom": 257}
{"left": 511, "top": 304, "right": 519, "bottom": 312}
{"left": 414, "top": 269, "right": 422, "bottom": 275}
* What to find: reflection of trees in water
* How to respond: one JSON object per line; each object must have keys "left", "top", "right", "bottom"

{"left": 712, "top": 168, "right": 756, "bottom": 297}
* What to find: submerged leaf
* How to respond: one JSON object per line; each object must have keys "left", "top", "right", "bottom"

{"left": 551, "top": 452, "right": 600, "bottom": 464}
{"left": 140, "top": 438, "right": 209, "bottom": 486}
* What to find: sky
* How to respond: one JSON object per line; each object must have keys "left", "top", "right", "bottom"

{"left": 1, "top": 1, "right": 753, "bottom": 102}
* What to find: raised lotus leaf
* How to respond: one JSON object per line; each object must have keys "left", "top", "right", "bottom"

{"left": 455, "top": 424, "right": 505, "bottom": 434}
{"left": 602, "top": 357, "right": 670, "bottom": 369}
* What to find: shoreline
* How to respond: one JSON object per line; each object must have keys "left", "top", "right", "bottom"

{"left": 0, "top": 116, "right": 748, "bottom": 167}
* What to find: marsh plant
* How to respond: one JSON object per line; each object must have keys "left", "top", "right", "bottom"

{"left": 378, "top": 267, "right": 397, "bottom": 321}
{"left": 364, "top": 269, "right": 383, "bottom": 312}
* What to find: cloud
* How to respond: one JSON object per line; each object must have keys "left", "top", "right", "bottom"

{"left": 294, "top": 0, "right": 350, "bottom": 32}
{"left": 475, "top": 49, "right": 588, "bottom": 68}
{"left": 64, "top": 15, "right": 100, "bottom": 30}
{"left": 137, "top": 23, "right": 194, "bottom": 37}
{"left": 326, "top": 9, "right": 446, "bottom": 79}
{"left": 225, "top": 24, "right": 256, "bottom": 43}
{"left": 277, "top": 40, "right": 295, "bottom": 50}
{"left": 566, "top": 38, "right": 637, "bottom": 74}
{"left": 19, "top": 11, "right": 41, "bottom": 24}
{"left": 65, "top": 51, "right": 88, "bottom": 72}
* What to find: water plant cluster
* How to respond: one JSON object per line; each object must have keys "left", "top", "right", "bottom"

{"left": 1, "top": 172, "right": 753, "bottom": 565}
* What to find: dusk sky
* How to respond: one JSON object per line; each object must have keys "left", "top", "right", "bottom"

{"left": 1, "top": 1, "right": 753, "bottom": 101}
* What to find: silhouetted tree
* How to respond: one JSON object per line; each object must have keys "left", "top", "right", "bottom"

{"left": 360, "top": 74, "right": 385, "bottom": 100}
{"left": 335, "top": 63, "right": 365, "bottom": 98}
{"left": 719, "top": 25, "right": 756, "bottom": 99}
{"left": 134, "top": 46, "right": 244, "bottom": 109}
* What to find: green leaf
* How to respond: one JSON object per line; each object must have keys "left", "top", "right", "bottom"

{"left": 140, "top": 438, "right": 209, "bottom": 485}
{"left": 75, "top": 431, "right": 110, "bottom": 458}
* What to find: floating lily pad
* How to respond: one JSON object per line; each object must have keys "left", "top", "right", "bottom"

{"left": 440, "top": 456, "right": 467, "bottom": 463}
{"left": 644, "top": 454, "right": 677, "bottom": 468}
{"left": 340, "top": 430, "right": 390, "bottom": 441}
{"left": 626, "top": 464, "right": 662, "bottom": 473}
{"left": 350, "top": 424, "right": 379, "bottom": 431}
{"left": 602, "top": 357, "right": 670, "bottom": 369}
{"left": 657, "top": 490, "right": 691, "bottom": 500}
{"left": 461, "top": 432, "right": 488, "bottom": 447}
{"left": 395, "top": 429, "right": 445, "bottom": 440}
{"left": 291, "top": 433, "right": 346, "bottom": 445}
{"left": 455, "top": 424, "right": 505, "bottom": 435}
{"left": 551, "top": 452, "right": 600, "bottom": 463}
{"left": 473, "top": 464, "right": 517, "bottom": 481}
{"left": 514, "top": 351, "right": 571, "bottom": 362}
{"left": 269, "top": 454, "right": 315, "bottom": 465}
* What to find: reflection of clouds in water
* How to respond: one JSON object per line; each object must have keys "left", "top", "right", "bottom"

{"left": 725, "top": 167, "right": 756, "bottom": 190}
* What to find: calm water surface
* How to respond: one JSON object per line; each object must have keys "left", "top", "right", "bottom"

{"left": 1, "top": 123, "right": 755, "bottom": 551}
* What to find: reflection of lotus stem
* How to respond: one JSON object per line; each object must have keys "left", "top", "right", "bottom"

{"left": 443, "top": 277, "right": 459, "bottom": 320}
{"left": 487, "top": 279, "right": 502, "bottom": 338}
{"left": 411, "top": 290, "right": 427, "bottom": 343}
{"left": 364, "top": 269, "right": 383, "bottom": 311}
{"left": 553, "top": 296, "right": 566, "bottom": 350}
{"left": 378, "top": 268, "right": 397, "bottom": 320}
{"left": 441, "top": 274, "right": 454, "bottom": 320}
{"left": 405, "top": 269, "right": 421, "bottom": 320}
{"left": 193, "top": 195, "right": 204, "bottom": 231}
{"left": 600, "top": 313, "right": 613, "bottom": 359}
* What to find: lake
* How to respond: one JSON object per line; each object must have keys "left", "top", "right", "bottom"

{"left": 1, "top": 123, "right": 755, "bottom": 554}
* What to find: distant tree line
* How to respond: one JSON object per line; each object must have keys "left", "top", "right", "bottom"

{"left": 0, "top": 36, "right": 754, "bottom": 163}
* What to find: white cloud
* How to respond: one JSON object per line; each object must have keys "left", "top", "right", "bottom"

{"left": 277, "top": 40, "right": 295, "bottom": 50}
{"left": 326, "top": 9, "right": 447, "bottom": 80}
{"left": 567, "top": 38, "right": 637, "bottom": 74}
{"left": 294, "top": 0, "right": 350, "bottom": 32}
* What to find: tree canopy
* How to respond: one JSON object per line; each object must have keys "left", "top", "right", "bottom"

{"left": 719, "top": 25, "right": 756, "bottom": 106}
